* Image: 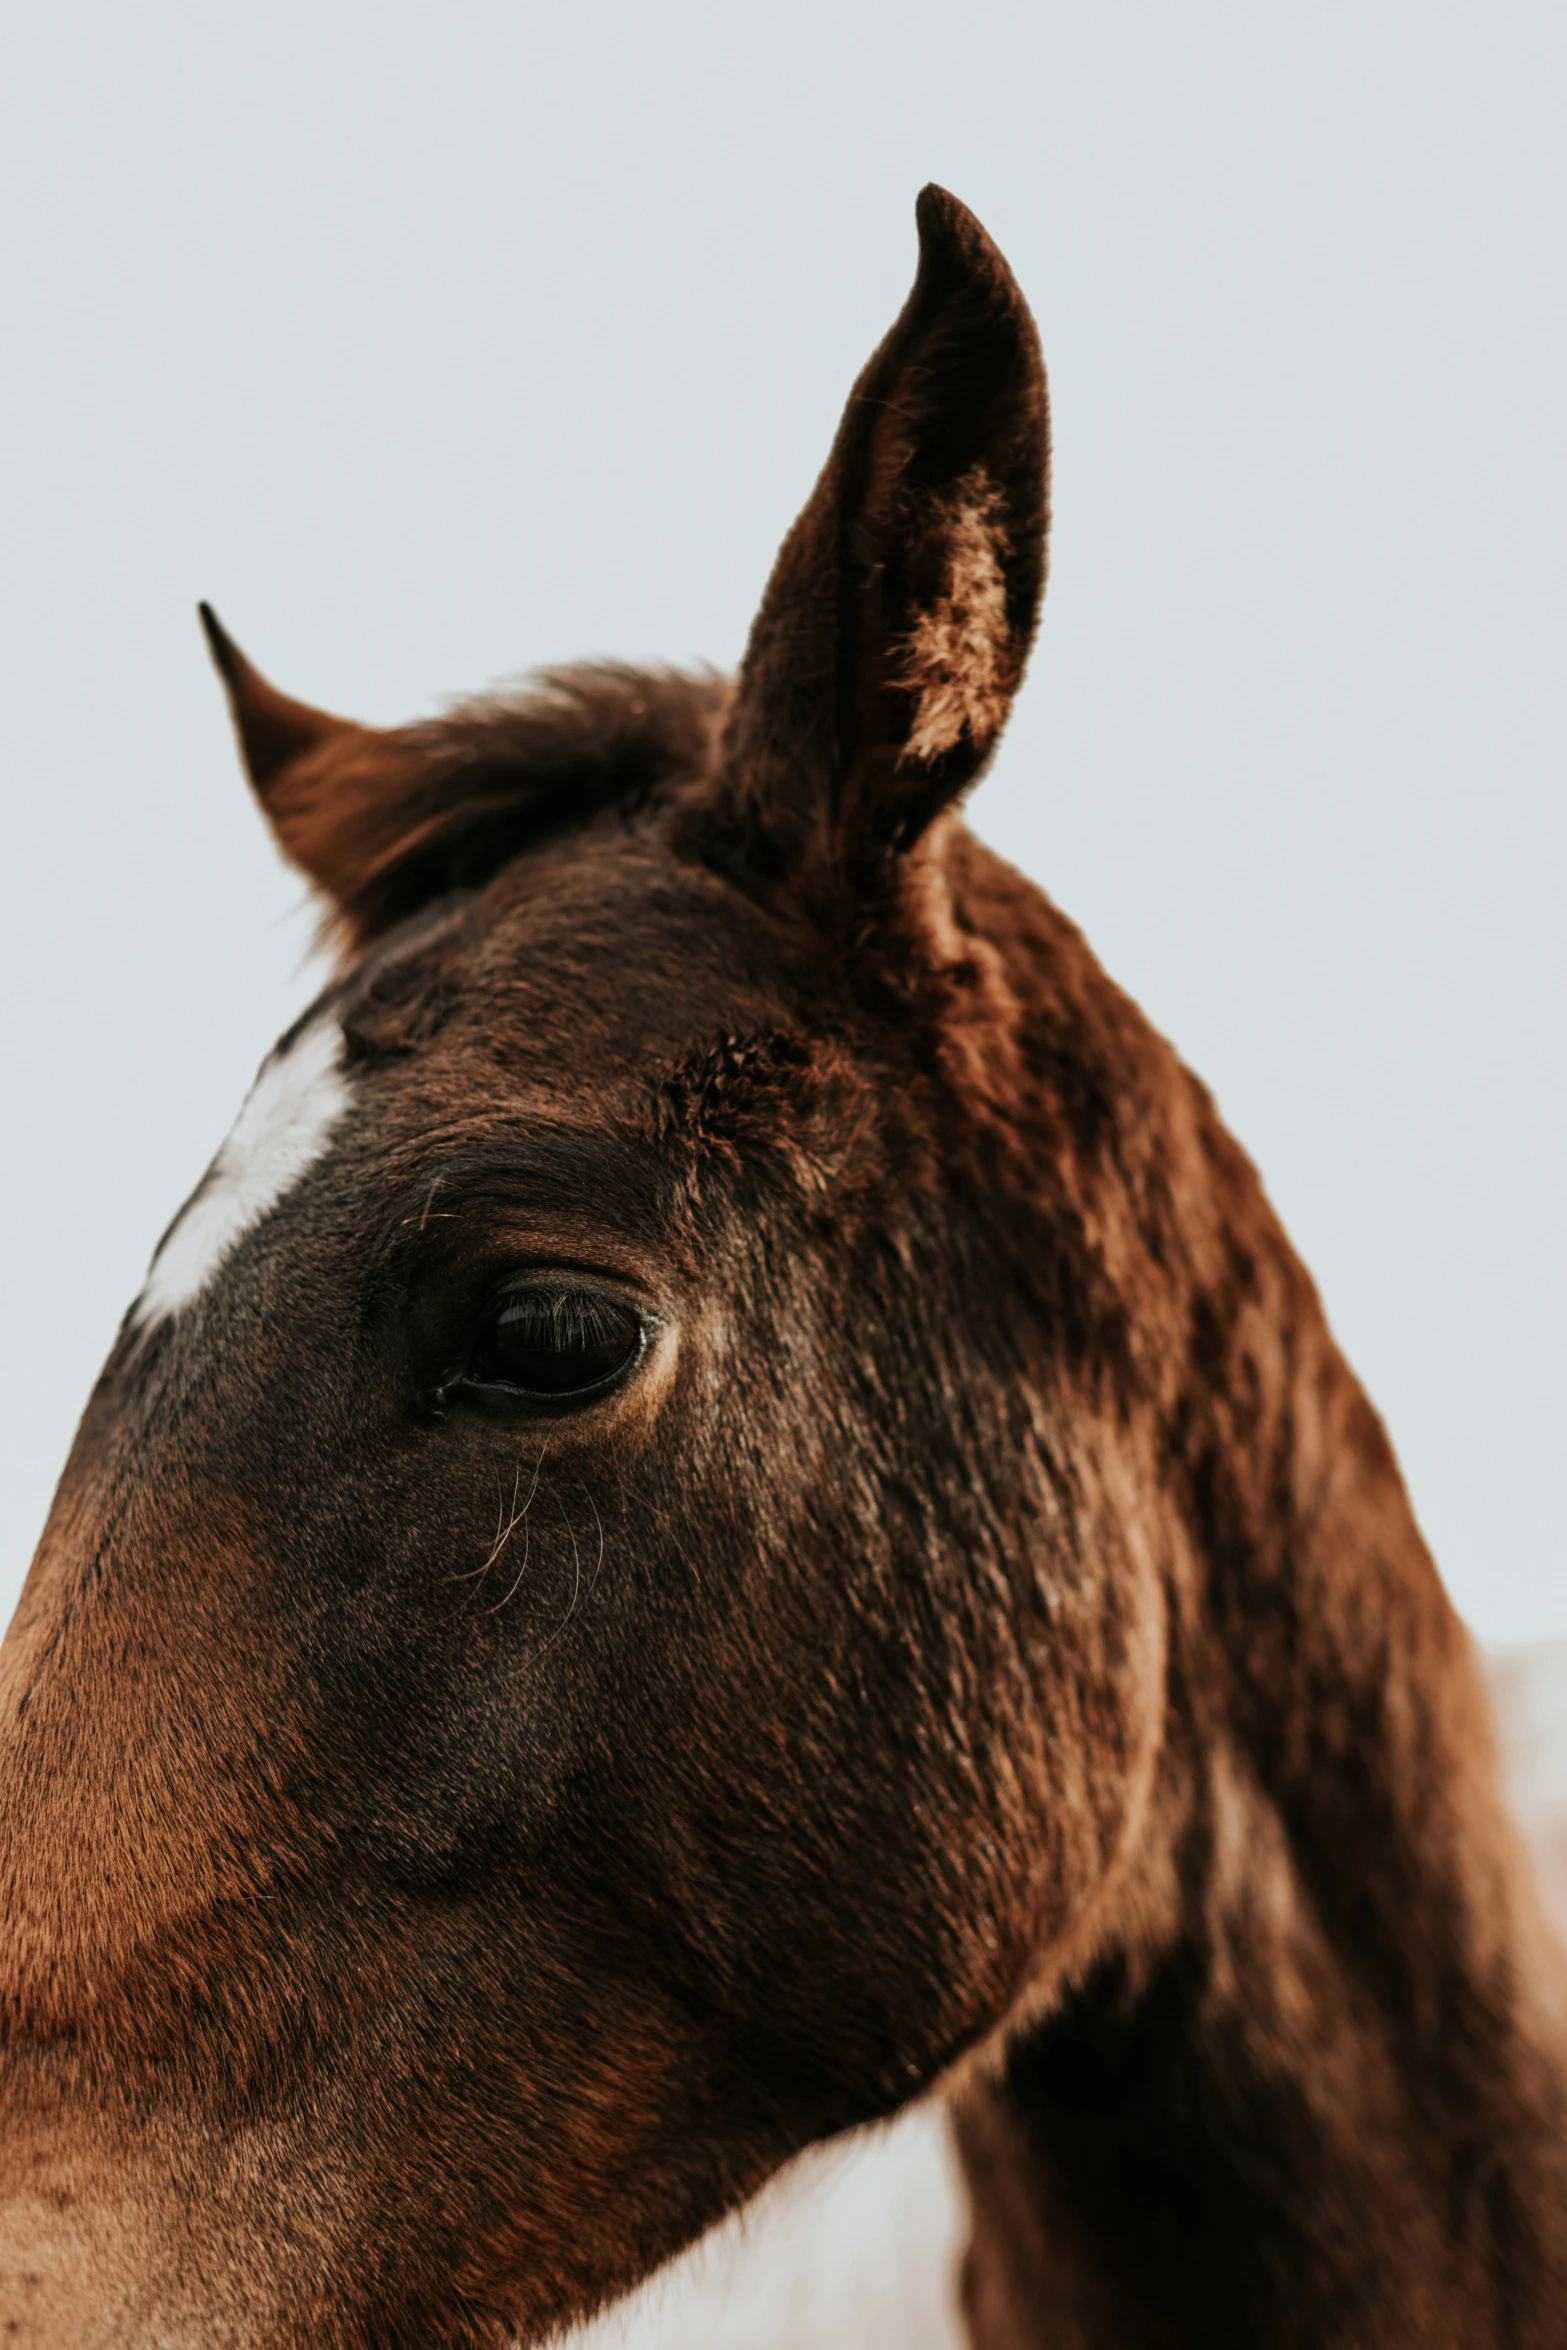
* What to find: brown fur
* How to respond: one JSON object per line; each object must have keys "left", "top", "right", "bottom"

{"left": 1, "top": 186, "right": 1564, "bottom": 2348}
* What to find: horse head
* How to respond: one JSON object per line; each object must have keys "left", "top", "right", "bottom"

{"left": 6, "top": 187, "right": 1561, "bottom": 2350}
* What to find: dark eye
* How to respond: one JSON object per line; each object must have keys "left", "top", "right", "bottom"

{"left": 462, "top": 1281, "right": 643, "bottom": 1401}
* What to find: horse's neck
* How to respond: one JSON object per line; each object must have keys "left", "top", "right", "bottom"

{"left": 955, "top": 1783, "right": 1567, "bottom": 2350}
{"left": 955, "top": 1178, "right": 1567, "bottom": 2346}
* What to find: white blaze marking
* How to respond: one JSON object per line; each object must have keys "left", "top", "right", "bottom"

{"left": 135, "top": 1016, "right": 352, "bottom": 1327}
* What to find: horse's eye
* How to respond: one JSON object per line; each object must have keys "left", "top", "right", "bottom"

{"left": 462, "top": 1282, "right": 643, "bottom": 1401}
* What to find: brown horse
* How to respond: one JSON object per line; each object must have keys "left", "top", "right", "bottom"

{"left": 2, "top": 187, "right": 1564, "bottom": 2349}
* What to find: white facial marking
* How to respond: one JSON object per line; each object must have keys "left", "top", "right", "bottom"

{"left": 135, "top": 1015, "right": 352, "bottom": 1328}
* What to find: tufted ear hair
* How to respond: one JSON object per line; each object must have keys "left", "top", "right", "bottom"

{"left": 696, "top": 185, "right": 1050, "bottom": 897}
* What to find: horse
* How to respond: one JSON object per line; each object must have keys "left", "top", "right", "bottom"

{"left": 2, "top": 185, "right": 1564, "bottom": 2349}
{"left": 569, "top": 1639, "right": 1567, "bottom": 2350}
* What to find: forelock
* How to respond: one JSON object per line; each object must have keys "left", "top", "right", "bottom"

{"left": 307, "top": 664, "right": 731, "bottom": 956}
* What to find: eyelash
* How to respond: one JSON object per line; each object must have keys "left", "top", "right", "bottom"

{"left": 455, "top": 1279, "right": 646, "bottom": 1404}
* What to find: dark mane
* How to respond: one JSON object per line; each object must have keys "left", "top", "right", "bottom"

{"left": 191, "top": 647, "right": 731, "bottom": 955}
{"left": 338, "top": 662, "right": 729, "bottom": 943}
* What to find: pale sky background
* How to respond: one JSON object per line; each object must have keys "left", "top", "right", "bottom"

{"left": 1, "top": 3, "right": 1562, "bottom": 1644}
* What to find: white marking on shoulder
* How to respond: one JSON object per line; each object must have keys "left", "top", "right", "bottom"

{"left": 135, "top": 1015, "right": 352, "bottom": 1328}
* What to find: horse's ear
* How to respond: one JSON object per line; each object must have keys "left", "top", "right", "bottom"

{"left": 199, "top": 603, "right": 357, "bottom": 797}
{"left": 199, "top": 604, "right": 428, "bottom": 950}
{"left": 700, "top": 185, "right": 1049, "bottom": 893}
{"left": 199, "top": 610, "right": 726, "bottom": 959}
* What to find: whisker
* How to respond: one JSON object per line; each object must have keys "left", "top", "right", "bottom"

{"left": 566, "top": 1470, "right": 607, "bottom": 1619}
{"left": 459, "top": 1446, "right": 546, "bottom": 1585}
{"left": 451, "top": 1462, "right": 515, "bottom": 1584}
{"left": 487, "top": 1507, "right": 535, "bottom": 1615}
{"left": 607, "top": 1458, "right": 702, "bottom": 1591}
{"left": 530, "top": 1481, "right": 586, "bottom": 1649}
